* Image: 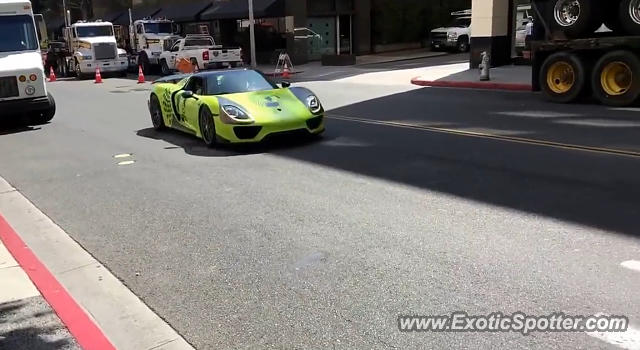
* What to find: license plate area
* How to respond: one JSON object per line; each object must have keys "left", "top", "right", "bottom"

{"left": 0, "top": 76, "right": 19, "bottom": 98}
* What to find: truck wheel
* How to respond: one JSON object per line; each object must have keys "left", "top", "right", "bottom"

{"left": 618, "top": 0, "right": 640, "bottom": 35}
{"left": 540, "top": 52, "right": 587, "bottom": 103}
{"left": 456, "top": 36, "right": 469, "bottom": 53}
{"left": 31, "top": 93, "right": 56, "bottom": 125}
{"left": 160, "top": 59, "right": 171, "bottom": 76}
{"left": 547, "top": 0, "right": 602, "bottom": 38}
{"left": 74, "top": 59, "right": 85, "bottom": 80}
{"left": 591, "top": 50, "right": 640, "bottom": 106}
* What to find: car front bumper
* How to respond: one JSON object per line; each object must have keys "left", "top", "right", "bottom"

{"left": 0, "top": 95, "right": 51, "bottom": 116}
{"left": 79, "top": 59, "right": 128, "bottom": 73}
{"left": 431, "top": 39, "right": 458, "bottom": 49}
{"left": 214, "top": 115, "right": 325, "bottom": 143}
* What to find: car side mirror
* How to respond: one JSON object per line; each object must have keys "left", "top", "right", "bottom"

{"left": 181, "top": 90, "right": 197, "bottom": 99}
{"left": 281, "top": 81, "right": 291, "bottom": 88}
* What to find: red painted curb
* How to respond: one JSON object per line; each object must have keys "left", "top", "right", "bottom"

{"left": 411, "top": 77, "right": 532, "bottom": 92}
{"left": 0, "top": 214, "right": 116, "bottom": 350}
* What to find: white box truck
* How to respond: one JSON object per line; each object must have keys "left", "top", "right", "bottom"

{"left": 0, "top": 0, "right": 55, "bottom": 123}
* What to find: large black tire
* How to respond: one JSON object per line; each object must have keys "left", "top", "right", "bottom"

{"left": 457, "top": 36, "right": 470, "bottom": 53}
{"left": 198, "top": 107, "right": 216, "bottom": 147}
{"left": 31, "top": 93, "right": 55, "bottom": 125}
{"left": 160, "top": 59, "right": 171, "bottom": 76}
{"left": 591, "top": 50, "right": 640, "bottom": 107}
{"left": 618, "top": 0, "right": 640, "bottom": 35}
{"left": 74, "top": 59, "right": 86, "bottom": 80}
{"left": 545, "top": 0, "right": 602, "bottom": 38}
{"left": 149, "top": 94, "right": 166, "bottom": 130}
{"left": 539, "top": 52, "right": 587, "bottom": 103}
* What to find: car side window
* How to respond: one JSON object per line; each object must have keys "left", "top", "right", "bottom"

{"left": 184, "top": 77, "right": 204, "bottom": 96}
{"left": 137, "top": 24, "right": 143, "bottom": 34}
{"left": 171, "top": 43, "right": 180, "bottom": 52}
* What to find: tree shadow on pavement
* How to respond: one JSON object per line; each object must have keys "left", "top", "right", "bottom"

{"left": 264, "top": 88, "right": 640, "bottom": 238}
{"left": 136, "top": 127, "right": 329, "bottom": 157}
{"left": 0, "top": 299, "right": 78, "bottom": 350}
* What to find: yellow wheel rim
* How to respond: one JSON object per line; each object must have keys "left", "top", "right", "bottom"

{"left": 546, "top": 61, "right": 575, "bottom": 94}
{"left": 600, "top": 61, "right": 632, "bottom": 96}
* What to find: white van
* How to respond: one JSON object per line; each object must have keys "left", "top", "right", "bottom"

{"left": 0, "top": 0, "right": 55, "bottom": 123}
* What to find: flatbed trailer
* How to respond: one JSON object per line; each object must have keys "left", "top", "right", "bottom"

{"left": 531, "top": 0, "right": 640, "bottom": 107}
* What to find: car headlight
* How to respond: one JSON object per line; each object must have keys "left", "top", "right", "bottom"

{"left": 305, "top": 95, "right": 322, "bottom": 114}
{"left": 81, "top": 55, "right": 92, "bottom": 61}
{"left": 119, "top": 53, "right": 127, "bottom": 58}
{"left": 221, "top": 105, "right": 253, "bottom": 124}
{"left": 448, "top": 33, "right": 458, "bottom": 41}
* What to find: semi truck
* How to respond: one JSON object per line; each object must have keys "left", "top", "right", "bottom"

{"left": 128, "top": 18, "right": 181, "bottom": 74}
{"left": 532, "top": 0, "right": 640, "bottom": 107}
{"left": 44, "top": 18, "right": 128, "bottom": 79}
{"left": 0, "top": 0, "right": 55, "bottom": 124}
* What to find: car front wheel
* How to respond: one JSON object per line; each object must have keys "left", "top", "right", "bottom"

{"left": 199, "top": 107, "right": 216, "bottom": 147}
{"left": 149, "top": 94, "right": 165, "bottom": 130}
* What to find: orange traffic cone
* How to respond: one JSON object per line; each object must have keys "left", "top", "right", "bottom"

{"left": 48, "top": 66, "right": 56, "bottom": 82}
{"left": 137, "top": 65, "right": 145, "bottom": 84}
{"left": 94, "top": 67, "right": 103, "bottom": 84}
{"left": 282, "top": 62, "right": 291, "bottom": 79}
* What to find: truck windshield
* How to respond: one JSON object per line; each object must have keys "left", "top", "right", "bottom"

{"left": 144, "top": 23, "right": 173, "bottom": 34}
{"left": 449, "top": 18, "right": 471, "bottom": 28}
{"left": 0, "top": 15, "right": 38, "bottom": 52}
{"left": 76, "top": 26, "right": 113, "bottom": 37}
{"left": 184, "top": 38, "right": 213, "bottom": 47}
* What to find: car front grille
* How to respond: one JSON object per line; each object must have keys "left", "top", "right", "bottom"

{"left": 0, "top": 76, "right": 19, "bottom": 98}
{"left": 431, "top": 32, "right": 448, "bottom": 40}
{"left": 94, "top": 43, "right": 117, "bottom": 60}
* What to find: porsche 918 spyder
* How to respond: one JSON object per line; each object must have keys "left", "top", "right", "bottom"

{"left": 147, "top": 69, "right": 325, "bottom": 146}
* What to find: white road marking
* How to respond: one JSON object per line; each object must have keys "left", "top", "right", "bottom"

{"left": 621, "top": 260, "right": 640, "bottom": 272}
{"left": 117, "top": 160, "right": 135, "bottom": 166}
{"left": 113, "top": 153, "right": 132, "bottom": 159}
{"left": 587, "top": 325, "right": 640, "bottom": 350}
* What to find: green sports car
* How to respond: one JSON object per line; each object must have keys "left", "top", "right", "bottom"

{"left": 147, "top": 69, "right": 325, "bottom": 146}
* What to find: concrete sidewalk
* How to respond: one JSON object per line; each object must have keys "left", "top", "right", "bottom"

{"left": 411, "top": 64, "right": 532, "bottom": 91}
{"left": 0, "top": 239, "right": 79, "bottom": 349}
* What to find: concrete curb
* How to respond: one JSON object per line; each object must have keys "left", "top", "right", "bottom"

{"left": 356, "top": 52, "right": 448, "bottom": 66}
{"left": 411, "top": 77, "right": 532, "bottom": 92}
{"left": 0, "top": 176, "right": 194, "bottom": 350}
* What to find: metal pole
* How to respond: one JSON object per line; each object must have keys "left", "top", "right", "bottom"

{"left": 62, "top": 0, "right": 68, "bottom": 26}
{"left": 248, "top": 0, "right": 257, "bottom": 68}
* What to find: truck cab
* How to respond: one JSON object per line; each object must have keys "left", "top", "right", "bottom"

{"left": 0, "top": 0, "right": 55, "bottom": 123}
{"left": 68, "top": 21, "right": 128, "bottom": 78}
{"left": 130, "top": 19, "right": 181, "bottom": 73}
{"left": 430, "top": 10, "right": 471, "bottom": 53}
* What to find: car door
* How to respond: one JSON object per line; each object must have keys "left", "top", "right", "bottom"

{"left": 172, "top": 76, "right": 204, "bottom": 131}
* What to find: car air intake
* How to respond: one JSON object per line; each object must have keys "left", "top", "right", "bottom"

{"left": 306, "top": 116, "right": 323, "bottom": 130}
{"left": 94, "top": 43, "right": 117, "bottom": 60}
{"left": 0, "top": 77, "right": 19, "bottom": 98}
{"left": 233, "top": 126, "right": 262, "bottom": 140}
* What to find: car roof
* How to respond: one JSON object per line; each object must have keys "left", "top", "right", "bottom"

{"left": 192, "top": 68, "right": 255, "bottom": 78}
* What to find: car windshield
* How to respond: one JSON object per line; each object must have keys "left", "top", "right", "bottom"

{"left": 0, "top": 15, "right": 38, "bottom": 52}
{"left": 76, "top": 25, "right": 113, "bottom": 37}
{"left": 449, "top": 18, "right": 471, "bottom": 27}
{"left": 204, "top": 70, "right": 277, "bottom": 95}
{"left": 144, "top": 22, "right": 173, "bottom": 34}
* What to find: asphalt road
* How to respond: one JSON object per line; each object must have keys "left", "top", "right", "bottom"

{"left": 1, "top": 67, "right": 639, "bottom": 349}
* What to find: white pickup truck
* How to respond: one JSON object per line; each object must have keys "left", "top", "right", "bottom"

{"left": 158, "top": 35, "right": 242, "bottom": 75}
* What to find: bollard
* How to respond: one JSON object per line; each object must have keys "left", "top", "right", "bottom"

{"left": 479, "top": 51, "right": 491, "bottom": 81}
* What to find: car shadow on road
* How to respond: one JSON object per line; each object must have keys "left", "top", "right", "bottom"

{"left": 0, "top": 120, "right": 42, "bottom": 136}
{"left": 136, "top": 127, "right": 329, "bottom": 157}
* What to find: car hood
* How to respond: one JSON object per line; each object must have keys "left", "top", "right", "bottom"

{"left": 0, "top": 51, "right": 43, "bottom": 74}
{"left": 218, "top": 89, "right": 311, "bottom": 123}
{"left": 431, "top": 27, "right": 450, "bottom": 33}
